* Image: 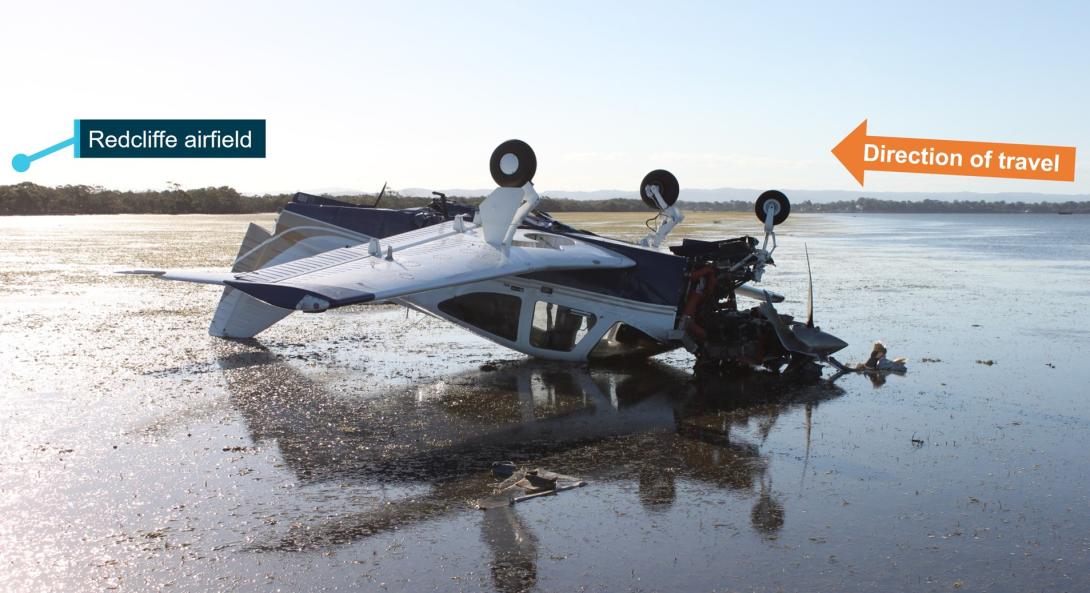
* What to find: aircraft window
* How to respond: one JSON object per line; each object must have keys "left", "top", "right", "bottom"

{"left": 589, "top": 322, "right": 669, "bottom": 358}
{"left": 438, "top": 293, "right": 520, "bottom": 341}
{"left": 530, "top": 301, "right": 596, "bottom": 351}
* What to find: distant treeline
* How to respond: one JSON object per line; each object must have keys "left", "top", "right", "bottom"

{"left": 0, "top": 183, "right": 289, "bottom": 215}
{"left": 1, "top": 182, "right": 1087, "bottom": 215}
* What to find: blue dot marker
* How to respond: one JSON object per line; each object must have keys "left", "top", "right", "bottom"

{"left": 12, "top": 153, "right": 31, "bottom": 172}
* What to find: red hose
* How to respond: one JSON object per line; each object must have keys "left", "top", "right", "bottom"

{"left": 682, "top": 266, "right": 716, "bottom": 343}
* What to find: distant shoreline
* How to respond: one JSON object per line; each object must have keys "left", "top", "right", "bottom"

{"left": 2, "top": 182, "right": 1087, "bottom": 216}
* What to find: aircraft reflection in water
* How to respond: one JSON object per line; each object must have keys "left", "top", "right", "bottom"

{"left": 216, "top": 342, "right": 843, "bottom": 591}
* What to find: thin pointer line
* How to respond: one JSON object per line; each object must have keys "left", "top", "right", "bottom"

{"left": 29, "top": 136, "right": 76, "bottom": 161}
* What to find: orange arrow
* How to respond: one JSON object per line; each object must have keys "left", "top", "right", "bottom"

{"left": 832, "top": 119, "right": 1076, "bottom": 186}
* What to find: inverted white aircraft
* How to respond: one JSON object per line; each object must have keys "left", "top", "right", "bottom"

{"left": 127, "top": 140, "right": 847, "bottom": 371}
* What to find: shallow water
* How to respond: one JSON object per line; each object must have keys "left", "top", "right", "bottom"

{"left": 1, "top": 212, "right": 1089, "bottom": 593}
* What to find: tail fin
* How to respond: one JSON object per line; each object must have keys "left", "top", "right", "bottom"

{"left": 209, "top": 223, "right": 290, "bottom": 338}
{"left": 236, "top": 222, "right": 272, "bottom": 260}
{"left": 209, "top": 287, "right": 292, "bottom": 338}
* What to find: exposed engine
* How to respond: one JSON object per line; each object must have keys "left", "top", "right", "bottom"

{"left": 670, "top": 191, "right": 848, "bottom": 376}
{"left": 674, "top": 236, "right": 788, "bottom": 372}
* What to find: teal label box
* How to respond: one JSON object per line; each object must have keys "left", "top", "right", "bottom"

{"left": 77, "top": 119, "right": 266, "bottom": 158}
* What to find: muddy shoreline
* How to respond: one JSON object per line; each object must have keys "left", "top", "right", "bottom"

{"left": 3, "top": 213, "right": 1089, "bottom": 592}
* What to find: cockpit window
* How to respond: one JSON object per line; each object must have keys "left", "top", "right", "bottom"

{"left": 530, "top": 301, "right": 596, "bottom": 351}
{"left": 438, "top": 293, "right": 521, "bottom": 341}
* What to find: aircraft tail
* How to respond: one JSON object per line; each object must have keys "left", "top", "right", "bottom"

{"left": 209, "top": 286, "right": 291, "bottom": 338}
{"left": 207, "top": 218, "right": 371, "bottom": 338}
{"left": 209, "top": 223, "right": 291, "bottom": 338}
{"left": 121, "top": 210, "right": 372, "bottom": 338}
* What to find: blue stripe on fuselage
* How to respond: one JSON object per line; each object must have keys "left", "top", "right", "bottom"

{"left": 519, "top": 234, "right": 687, "bottom": 308}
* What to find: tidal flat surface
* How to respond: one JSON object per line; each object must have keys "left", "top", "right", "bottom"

{"left": 1, "top": 211, "right": 1089, "bottom": 593}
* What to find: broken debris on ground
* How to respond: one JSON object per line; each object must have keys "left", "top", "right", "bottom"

{"left": 476, "top": 462, "right": 587, "bottom": 510}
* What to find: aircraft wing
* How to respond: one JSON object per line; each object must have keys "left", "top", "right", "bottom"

{"left": 194, "top": 221, "right": 633, "bottom": 311}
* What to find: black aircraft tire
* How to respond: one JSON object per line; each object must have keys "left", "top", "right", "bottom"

{"left": 755, "top": 190, "right": 790, "bottom": 225}
{"left": 489, "top": 140, "right": 537, "bottom": 187}
{"left": 639, "top": 169, "right": 680, "bottom": 211}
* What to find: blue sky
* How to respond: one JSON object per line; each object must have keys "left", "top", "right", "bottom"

{"left": 1, "top": 1, "right": 1086, "bottom": 195}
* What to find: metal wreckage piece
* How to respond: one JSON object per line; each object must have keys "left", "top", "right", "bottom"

{"left": 476, "top": 462, "right": 587, "bottom": 509}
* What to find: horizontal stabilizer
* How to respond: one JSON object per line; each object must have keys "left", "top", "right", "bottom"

{"left": 118, "top": 269, "right": 233, "bottom": 285}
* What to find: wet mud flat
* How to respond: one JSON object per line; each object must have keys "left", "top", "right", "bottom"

{"left": 2, "top": 213, "right": 1090, "bottom": 592}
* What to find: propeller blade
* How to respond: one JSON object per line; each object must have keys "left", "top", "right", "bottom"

{"left": 805, "top": 243, "right": 814, "bottom": 328}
